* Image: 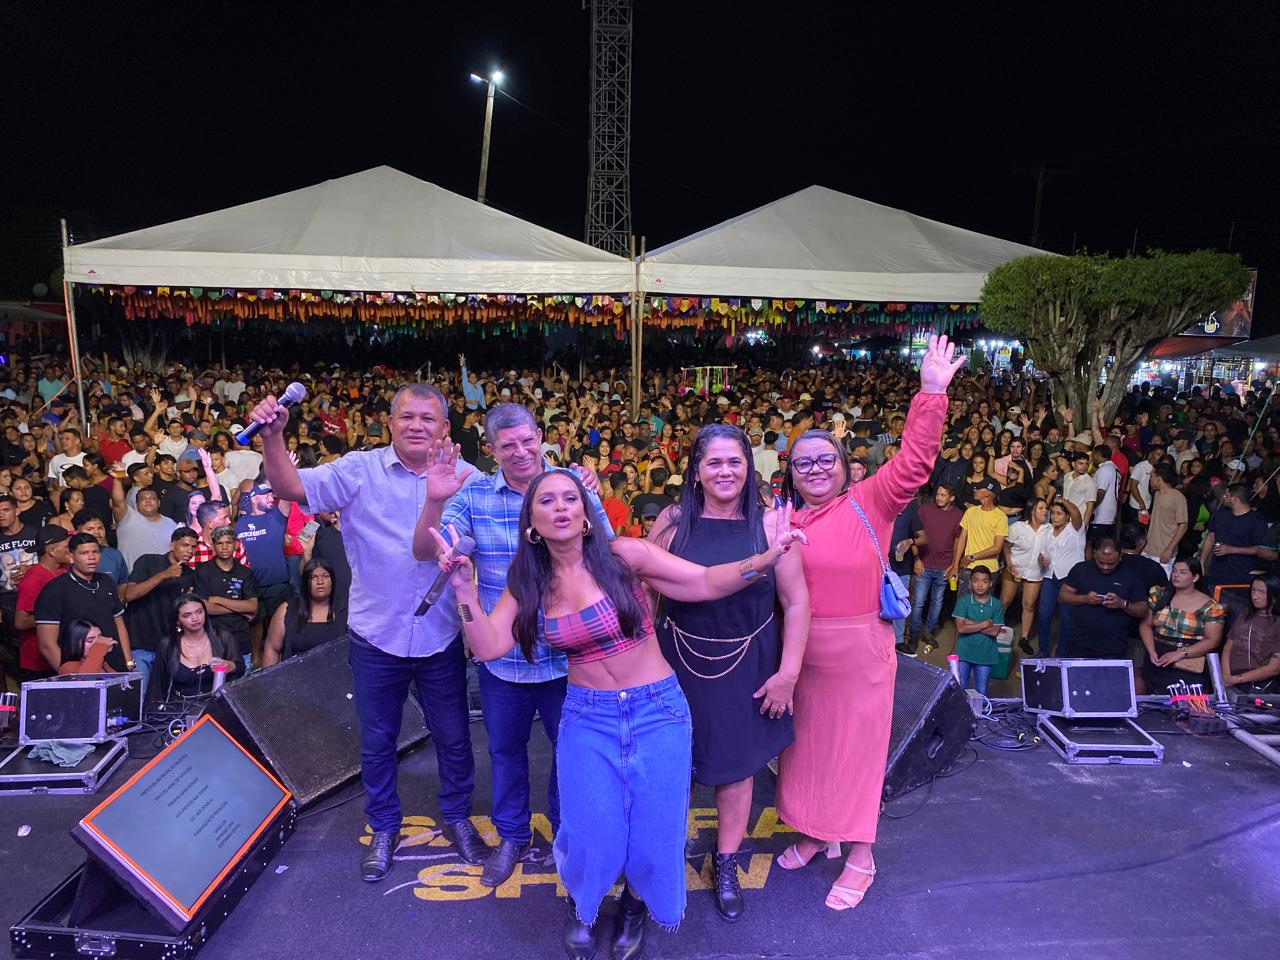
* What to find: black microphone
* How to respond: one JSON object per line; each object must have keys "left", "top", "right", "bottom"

{"left": 416, "top": 535, "right": 477, "bottom": 617}
{"left": 236, "top": 381, "right": 307, "bottom": 445}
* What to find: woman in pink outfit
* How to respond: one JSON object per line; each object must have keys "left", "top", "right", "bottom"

{"left": 774, "top": 334, "right": 964, "bottom": 911}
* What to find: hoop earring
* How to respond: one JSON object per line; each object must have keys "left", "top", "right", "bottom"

{"left": 582, "top": 519, "right": 593, "bottom": 538}
{"left": 524, "top": 526, "right": 542, "bottom": 544}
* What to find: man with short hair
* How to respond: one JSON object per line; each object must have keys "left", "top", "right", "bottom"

{"left": 48, "top": 427, "right": 86, "bottom": 487}
{"left": 416, "top": 402, "right": 611, "bottom": 888}
{"left": 157, "top": 417, "right": 189, "bottom": 459}
{"left": 1088, "top": 444, "right": 1121, "bottom": 545}
{"left": 191, "top": 498, "right": 248, "bottom": 568}
{"left": 194, "top": 524, "right": 259, "bottom": 667}
{"left": 1063, "top": 452, "right": 1098, "bottom": 528}
{"left": 123, "top": 527, "right": 198, "bottom": 686}
{"left": 14, "top": 526, "right": 70, "bottom": 678}
{"left": 112, "top": 475, "right": 178, "bottom": 571}
{"left": 73, "top": 509, "right": 129, "bottom": 586}
{"left": 249, "top": 382, "right": 491, "bottom": 883}
{"left": 0, "top": 493, "right": 37, "bottom": 658}
{"left": 1059, "top": 538, "right": 1149, "bottom": 658}
{"left": 1142, "top": 465, "right": 1188, "bottom": 576}
{"left": 35, "top": 532, "right": 133, "bottom": 672}
{"left": 1200, "top": 482, "right": 1269, "bottom": 595}
{"left": 911, "top": 484, "right": 963, "bottom": 643}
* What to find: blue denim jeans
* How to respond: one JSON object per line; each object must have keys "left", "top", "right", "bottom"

{"left": 910, "top": 567, "right": 949, "bottom": 634}
{"left": 348, "top": 632, "right": 476, "bottom": 833}
{"left": 131, "top": 649, "right": 156, "bottom": 694}
{"left": 1037, "top": 577, "right": 1073, "bottom": 658}
{"left": 554, "top": 674, "right": 692, "bottom": 930}
{"left": 477, "top": 666, "right": 567, "bottom": 845}
{"left": 957, "top": 661, "right": 993, "bottom": 695}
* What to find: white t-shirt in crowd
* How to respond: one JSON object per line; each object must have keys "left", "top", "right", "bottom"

{"left": 120, "top": 449, "right": 148, "bottom": 471}
{"left": 753, "top": 445, "right": 779, "bottom": 479}
{"left": 1128, "top": 459, "right": 1154, "bottom": 510}
{"left": 47, "top": 452, "right": 86, "bottom": 484}
{"left": 225, "top": 450, "right": 264, "bottom": 486}
{"left": 116, "top": 508, "right": 178, "bottom": 571}
{"left": 1063, "top": 472, "right": 1098, "bottom": 517}
{"left": 1007, "top": 520, "right": 1046, "bottom": 582}
{"left": 158, "top": 437, "right": 189, "bottom": 459}
{"left": 1092, "top": 461, "right": 1120, "bottom": 525}
{"left": 1042, "top": 522, "right": 1086, "bottom": 579}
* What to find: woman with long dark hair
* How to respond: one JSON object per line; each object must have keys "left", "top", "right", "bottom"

{"left": 648, "top": 423, "right": 809, "bottom": 921}
{"left": 430, "top": 469, "right": 803, "bottom": 959}
{"left": 147, "top": 593, "right": 243, "bottom": 704}
{"left": 1221, "top": 575, "right": 1280, "bottom": 691}
{"left": 1139, "top": 557, "right": 1226, "bottom": 693}
{"left": 263, "top": 558, "right": 347, "bottom": 666}
{"left": 772, "top": 334, "right": 964, "bottom": 913}
{"left": 56, "top": 619, "right": 117, "bottom": 674}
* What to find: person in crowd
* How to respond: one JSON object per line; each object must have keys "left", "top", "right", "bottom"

{"left": 647, "top": 424, "right": 809, "bottom": 921}
{"left": 1139, "top": 558, "right": 1227, "bottom": 694}
{"left": 1002, "top": 496, "right": 1048, "bottom": 655}
{"left": 250, "top": 383, "right": 491, "bottom": 884}
{"left": 1221, "top": 575, "right": 1280, "bottom": 692}
{"left": 0, "top": 494, "right": 38, "bottom": 650}
{"left": 13, "top": 525, "right": 70, "bottom": 679}
{"left": 952, "top": 479, "right": 1007, "bottom": 599}
{"left": 73, "top": 508, "right": 128, "bottom": 586}
{"left": 60, "top": 464, "right": 112, "bottom": 523}
{"left": 414, "top": 403, "right": 613, "bottom": 889}
{"left": 235, "top": 481, "right": 291, "bottom": 664}
{"left": 193, "top": 524, "right": 259, "bottom": 668}
{"left": 146, "top": 593, "right": 244, "bottom": 703}
{"left": 49, "top": 488, "right": 85, "bottom": 532}
{"left": 34, "top": 531, "right": 134, "bottom": 673}
{"left": 11, "top": 476, "right": 54, "bottom": 529}
{"left": 910, "top": 483, "right": 962, "bottom": 648}
{"left": 111, "top": 476, "right": 178, "bottom": 570}
{"left": 951, "top": 567, "right": 1004, "bottom": 695}
{"left": 1063, "top": 451, "right": 1098, "bottom": 529}
{"left": 1087, "top": 444, "right": 1122, "bottom": 545}
{"left": 1126, "top": 443, "right": 1164, "bottom": 525}
{"left": 1143, "top": 465, "right": 1188, "bottom": 577}
{"left": 772, "top": 335, "right": 961, "bottom": 913}
{"left": 189, "top": 497, "right": 247, "bottom": 567}
{"left": 1035, "top": 498, "right": 1085, "bottom": 658}
{"left": 1059, "top": 537, "right": 1150, "bottom": 659}
{"left": 159, "top": 448, "right": 225, "bottom": 524}
{"left": 124, "top": 527, "right": 198, "bottom": 685}
{"left": 263, "top": 557, "right": 346, "bottom": 666}
{"left": 430, "top": 469, "right": 802, "bottom": 957}
{"left": 1199, "top": 482, "right": 1269, "bottom": 597}
{"left": 959, "top": 452, "right": 991, "bottom": 508}
{"left": 304, "top": 510, "right": 351, "bottom": 611}
{"left": 47, "top": 427, "right": 86, "bottom": 487}
{"left": 56, "top": 619, "right": 118, "bottom": 675}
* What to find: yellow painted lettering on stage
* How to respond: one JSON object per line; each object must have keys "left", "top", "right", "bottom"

{"left": 360, "top": 816, "right": 440, "bottom": 847}
{"left": 495, "top": 864, "right": 566, "bottom": 899}
{"left": 750, "top": 806, "right": 797, "bottom": 840}
{"left": 530, "top": 813, "right": 555, "bottom": 845}
{"left": 686, "top": 806, "right": 719, "bottom": 839}
{"left": 471, "top": 815, "right": 500, "bottom": 843}
{"left": 412, "top": 864, "right": 490, "bottom": 902}
{"left": 686, "top": 857, "right": 711, "bottom": 891}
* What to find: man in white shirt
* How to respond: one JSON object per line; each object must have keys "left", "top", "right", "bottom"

{"left": 120, "top": 427, "right": 154, "bottom": 471}
{"left": 47, "top": 428, "right": 87, "bottom": 487}
{"left": 1089, "top": 446, "right": 1121, "bottom": 544}
{"left": 1063, "top": 452, "right": 1098, "bottom": 527}
{"left": 1126, "top": 444, "right": 1163, "bottom": 521}
{"left": 224, "top": 431, "right": 264, "bottom": 487}
{"left": 157, "top": 419, "right": 189, "bottom": 460}
{"left": 751, "top": 429, "right": 778, "bottom": 479}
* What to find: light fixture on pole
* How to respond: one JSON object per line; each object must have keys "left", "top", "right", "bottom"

{"left": 470, "top": 70, "right": 503, "bottom": 205}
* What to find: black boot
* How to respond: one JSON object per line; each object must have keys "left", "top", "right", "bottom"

{"left": 481, "top": 839, "right": 529, "bottom": 887}
{"left": 360, "top": 829, "right": 397, "bottom": 882}
{"left": 562, "top": 896, "right": 597, "bottom": 960}
{"left": 611, "top": 887, "right": 647, "bottom": 960}
{"left": 442, "top": 819, "right": 489, "bottom": 865}
{"left": 712, "top": 852, "right": 744, "bottom": 922}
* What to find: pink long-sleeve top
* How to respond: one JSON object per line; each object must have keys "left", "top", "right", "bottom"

{"left": 792, "top": 392, "right": 948, "bottom": 619}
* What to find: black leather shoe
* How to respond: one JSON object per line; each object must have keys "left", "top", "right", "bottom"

{"left": 712, "top": 852, "right": 744, "bottom": 921}
{"left": 360, "top": 829, "right": 397, "bottom": 882}
{"left": 481, "top": 839, "right": 529, "bottom": 887}
{"left": 611, "top": 887, "right": 647, "bottom": 960}
{"left": 563, "top": 896, "right": 597, "bottom": 960}
{"left": 443, "top": 819, "right": 489, "bottom": 865}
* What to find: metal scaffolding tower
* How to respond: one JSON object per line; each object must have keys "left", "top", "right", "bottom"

{"left": 585, "top": 0, "right": 633, "bottom": 256}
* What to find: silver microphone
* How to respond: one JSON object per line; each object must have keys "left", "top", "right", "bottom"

{"left": 416, "top": 536, "right": 477, "bottom": 616}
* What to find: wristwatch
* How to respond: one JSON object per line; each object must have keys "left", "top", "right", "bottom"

{"left": 967, "top": 554, "right": 975, "bottom": 564}
{"left": 125, "top": 659, "right": 137, "bottom": 670}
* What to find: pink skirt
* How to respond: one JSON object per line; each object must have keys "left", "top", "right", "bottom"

{"left": 776, "top": 612, "right": 896, "bottom": 844}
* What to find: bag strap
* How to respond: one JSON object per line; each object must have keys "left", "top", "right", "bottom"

{"left": 849, "top": 497, "right": 891, "bottom": 578}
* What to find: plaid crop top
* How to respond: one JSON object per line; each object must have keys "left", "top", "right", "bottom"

{"left": 541, "top": 586, "right": 655, "bottom": 664}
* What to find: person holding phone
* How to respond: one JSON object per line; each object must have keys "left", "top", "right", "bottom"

{"left": 1058, "top": 538, "right": 1149, "bottom": 658}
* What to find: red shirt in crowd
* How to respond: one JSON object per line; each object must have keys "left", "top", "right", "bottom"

{"left": 17, "top": 564, "right": 64, "bottom": 672}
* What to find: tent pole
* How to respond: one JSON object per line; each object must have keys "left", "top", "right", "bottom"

{"left": 629, "top": 235, "right": 639, "bottom": 417}
{"left": 634, "top": 236, "right": 646, "bottom": 418}
{"left": 60, "top": 219, "right": 87, "bottom": 427}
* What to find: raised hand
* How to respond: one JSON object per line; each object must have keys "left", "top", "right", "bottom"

{"left": 918, "top": 335, "right": 967, "bottom": 395}
{"left": 761, "top": 503, "right": 807, "bottom": 567}
{"left": 425, "top": 436, "right": 465, "bottom": 502}
{"left": 831, "top": 418, "right": 849, "bottom": 440}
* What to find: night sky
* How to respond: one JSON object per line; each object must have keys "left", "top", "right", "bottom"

{"left": 4, "top": 2, "right": 1278, "bottom": 331}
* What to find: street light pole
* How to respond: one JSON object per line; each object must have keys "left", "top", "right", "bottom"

{"left": 471, "top": 70, "right": 503, "bottom": 205}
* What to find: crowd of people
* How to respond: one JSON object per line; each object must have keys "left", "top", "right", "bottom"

{"left": 5, "top": 335, "right": 1280, "bottom": 959}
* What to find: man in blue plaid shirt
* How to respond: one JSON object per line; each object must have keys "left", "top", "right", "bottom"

{"left": 415, "top": 403, "right": 610, "bottom": 887}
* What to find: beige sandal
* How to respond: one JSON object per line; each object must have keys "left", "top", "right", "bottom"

{"left": 775, "top": 839, "right": 842, "bottom": 870}
{"left": 825, "top": 853, "right": 876, "bottom": 911}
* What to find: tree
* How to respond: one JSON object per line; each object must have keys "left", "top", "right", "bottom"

{"left": 981, "top": 250, "right": 1251, "bottom": 422}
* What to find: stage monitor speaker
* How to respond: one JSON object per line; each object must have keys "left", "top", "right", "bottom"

{"left": 205, "top": 636, "right": 428, "bottom": 807}
{"left": 883, "top": 654, "right": 975, "bottom": 799}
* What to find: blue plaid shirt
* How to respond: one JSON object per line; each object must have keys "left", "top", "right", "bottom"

{"left": 440, "top": 463, "right": 612, "bottom": 683}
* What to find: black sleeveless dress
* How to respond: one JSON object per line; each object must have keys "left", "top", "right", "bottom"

{"left": 656, "top": 517, "right": 795, "bottom": 786}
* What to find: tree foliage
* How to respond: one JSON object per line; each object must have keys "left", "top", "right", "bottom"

{"left": 981, "top": 250, "right": 1251, "bottom": 421}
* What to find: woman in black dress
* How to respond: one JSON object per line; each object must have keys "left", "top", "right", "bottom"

{"left": 147, "top": 593, "right": 243, "bottom": 704}
{"left": 262, "top": 558, "right": 347, "bottom": 666}
{"left": 649, "top": 424, "right": 810, "bottom": 922}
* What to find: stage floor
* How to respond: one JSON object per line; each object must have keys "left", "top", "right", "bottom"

{"left": 4, "top": 708, "right": 1278, "bottom": 960}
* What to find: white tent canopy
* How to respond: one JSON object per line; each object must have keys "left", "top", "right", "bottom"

{"left": 63, "top": 166, "right": 633, "bottom": 294}
{"left": 640, "top": 185, "right": 1046, "bottom": 302}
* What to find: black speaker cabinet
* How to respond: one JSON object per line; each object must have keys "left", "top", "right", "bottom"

{"left": 205, "top": 636, "right": 429, "bottom": 807}
{"left": 883, "top": 655, "right": 975, "bottom": 799}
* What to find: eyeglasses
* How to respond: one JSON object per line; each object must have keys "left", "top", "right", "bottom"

{"left": 791, "top": 453, "right": 839, "bottom": 474}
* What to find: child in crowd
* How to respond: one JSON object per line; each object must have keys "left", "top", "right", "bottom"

{"left": 951, "top": 566, "right": 1005, "bottom": 695}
